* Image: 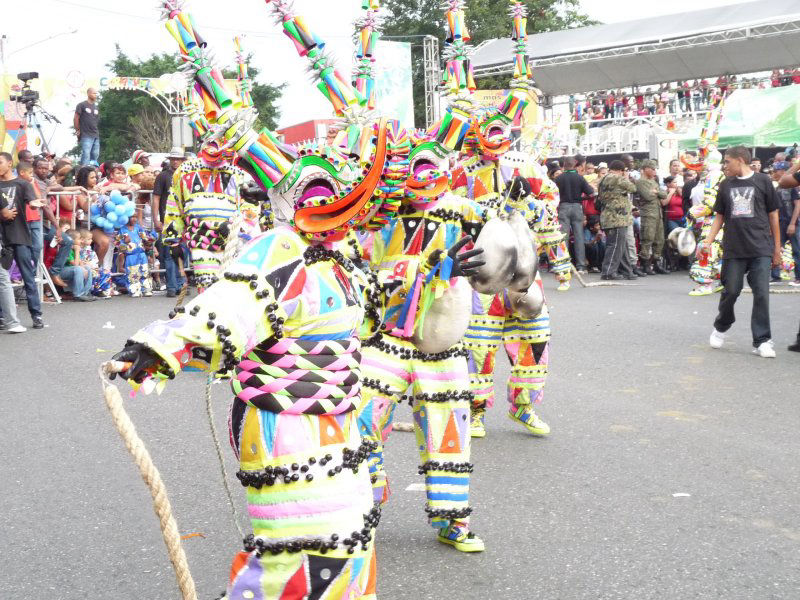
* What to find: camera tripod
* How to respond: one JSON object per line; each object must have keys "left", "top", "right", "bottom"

{"left": 16, "top": 102, "right": 60, "bottom": 156}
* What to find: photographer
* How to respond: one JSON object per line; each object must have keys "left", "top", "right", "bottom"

{"left": 74, "top": 88, "right": 100, "bottom": 166}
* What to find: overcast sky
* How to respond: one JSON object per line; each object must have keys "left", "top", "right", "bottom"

{"left": 3, "top": 0, "right": 753, "bottom": 154}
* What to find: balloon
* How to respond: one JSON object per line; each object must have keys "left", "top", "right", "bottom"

{"left": 104, "top": 201, "right": 115, "bottom": 214}
{"left": 115, "top": 204, "right": 127, "bottom": 216}
{"left": 95, "top": 217, "right": 107, "bottom": 228}
{"left": 110, "top": 190, "right": 124, "bottom": 204}
{"left": 104, "top": 226, "right": 115, "bottom": 234}
{"left": 106, "top": 212, "right": 118, "bottom": 224}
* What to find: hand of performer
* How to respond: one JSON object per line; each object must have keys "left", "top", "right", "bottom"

{"left": 110, "top": 343, "right": 162, "bottom": 383}
{"left": 696, "top": 240, "right": 711, "bottom": 259}
{"left": 448, "top": 235, "right": 486, "bottom": 277}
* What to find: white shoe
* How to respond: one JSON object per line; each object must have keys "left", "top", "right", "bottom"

{"left": 753, "top": 340, "right": 776, "bottom": 358}
{"left": 709, "top": 329, "right": 726, "bottom": 349}
{"left": 7, "top": 324, "right": 26, "bottom": 333}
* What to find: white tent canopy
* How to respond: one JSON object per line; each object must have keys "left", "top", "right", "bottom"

{"left": 471, "top": 0, "right": 800, "bottom": 97}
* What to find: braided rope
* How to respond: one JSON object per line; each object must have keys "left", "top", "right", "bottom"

{"left": 99, "top": 362, "right": 198, "bottom": 600}
{"left": 571, "top": 265, "right": 640, "bottom": 288}
{"left": 744, "top": 287, "right": 800, "bottom": 294}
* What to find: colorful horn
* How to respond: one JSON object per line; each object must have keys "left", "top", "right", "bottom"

{"left": 353, "top": 0, "right": 382, "bottom": 110}
{"left": 233, "top": 35, "right": 253, "bottom": 108}
{"left": 441, "top": 0, "right": 475, "bottom": 97}
{"left": 265, "top": 0, "right": 364, "bottom": 119}
{"left": 161, "top": 0, "right": 295, "bottom": 188}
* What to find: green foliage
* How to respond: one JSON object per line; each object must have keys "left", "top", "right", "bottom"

{"left": 98, "top": 46, "right": 283, "bottom": 161}
{"left": 382, "top": 0, "right": 596, "bottom": 126}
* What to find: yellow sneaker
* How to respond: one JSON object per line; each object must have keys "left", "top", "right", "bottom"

{"left": 508, "top": 405, "right": 551, "bottom": 436}
{"left": 470, "top": 408, "right": 486, "bottom": 438}
{"left": 437, "top": 523, "right": 485, "bottom": 552}
{"left": 689, "top": 284, "right": 714, "bottom": 296}
{"left": 557, "top": 281, "right": 570, "bottom": 292}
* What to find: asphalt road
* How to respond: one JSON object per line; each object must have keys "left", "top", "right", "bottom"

{"left": 1, "top": 273, "right": 798, "bottom": 599}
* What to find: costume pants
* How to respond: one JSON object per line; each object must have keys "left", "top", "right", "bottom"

{"left": 125, "top": 255, "right": 152, "bottom": 297}
{"left": 227, "top": 401, "right": 377, "bottom": 599}
{"left": 557, "top": 203, "right": 587, "bottom": 269}
{"left": 191, "top": 247, "right": 223, "bottom": 290}
{"left": 464, "top": 286, "right": 550, "bottom": 411}
{"left": 690, "top": 225, "right": 722, "bottom": 286}
{"left": 639, "top": 214, "right": 664, "bottom": 260}
{"left": 602, "top": 227, "right": 634, "bottom": 278}
{"left": 714, "top": 256, "right": 772, "bottom": 347}
{"left": 358, "top": 334, "right": 473, "bottom": 528}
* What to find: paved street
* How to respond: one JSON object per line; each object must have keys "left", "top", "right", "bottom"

{"left": 2, "top": 273, "right": 798, "bottom": 599}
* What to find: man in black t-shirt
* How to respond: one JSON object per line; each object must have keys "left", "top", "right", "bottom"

{"left": 152, "top": 148, "right": 187, "bottom": 296}
{"left": 700, "top": 146, "right": 780, "bottom": 357}
{"left": 554, "top": 156, "right": 596, "bottom": 273}
{"left": 0, "top": 152, "right": 43, "bottom": 328}
{"left": 74, "top": 88, "right": 100, "bottom": 165}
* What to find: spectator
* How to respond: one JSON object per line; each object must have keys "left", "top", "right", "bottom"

{"left": 74, "top": 88, "right": 100, "bottom": 166}
{"left": 131, "top": 150, "right": 151, "bottom": 170}
{"left": 16, "top": 149, "right": 33, "bottom": 167}
{"left": 773, "top": 160, "right": 800, "bottom": 285}
{"left": 664, "top": 176, "right": 685, "bottom": 233}
{"left": 59, "top": 229, "right": 95, "bottom": 301}
{"left": 152, "top": 148, "right": 187, "bottom": 297}
{"left": 781, "top": 69, "right": 793, "bottom": 87}
{"left": 583, "top": 215, "right": 606, "bottom": 273}
{"left": 636, "top": 160, "right": 669, "bottom": 274}
{"left": 0, "top": 152, "right": 43, "bottom": 328}
{"left": 750, "top": 158, "right": 762, "bottom": 173}
{"left": 622, "top": 154, "right": 640, "bottom": 180}
{"left": 554, "top": 156, "right": 595, "bottom": 274}
{"left": 704, "top": 146, "right": 780, "bottom": 358}
{"left": 771, "top": 69, "right": 782, "bottom": 88}
{"left": 596, "top": 162, "right": 609, "bottom": 181}
{"left": 665, "top": 159, "right": 684, "bottom": 188}
{"left": 79, "top": 229, "right": 111, "bottom": 297}
{"left": 597, "top": 159, "right": 637, "bottom": 280}
{"left": 584, "top": 162, "right": 598, "bottom": 186}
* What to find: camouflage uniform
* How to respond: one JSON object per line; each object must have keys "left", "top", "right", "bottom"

{"left": 636, "top": 174, "right": 667, "bottom": 261}
{"left": 597, "top": 173, "right": 636, "bottom": 277}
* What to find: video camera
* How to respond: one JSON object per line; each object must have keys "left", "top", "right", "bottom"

{"left": 9, "top": 72, "right": 41, "bottom": 110}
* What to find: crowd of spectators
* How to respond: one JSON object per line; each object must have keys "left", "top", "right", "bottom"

{"left": 0, "top": 145, "right": 193, "bottom": 334}
{"left": 569, "top": 68, "right": 800, "bottom": 126}
{"left": 545, "top": 149, "right": 800, "bottom": 284}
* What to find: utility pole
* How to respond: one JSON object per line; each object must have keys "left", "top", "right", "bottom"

{"left": 423, "top": 35, "right": 441, "bottom": 128}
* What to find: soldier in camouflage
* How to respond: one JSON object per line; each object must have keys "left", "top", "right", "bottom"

{"left": 597, "top": 160, "right": 638, "bottom": 280}
{"left": 636, "top": 160, "right": 669, "bottom": 274}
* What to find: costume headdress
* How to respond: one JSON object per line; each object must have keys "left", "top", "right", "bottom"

{"left": 681, "top": 94, "right": 726, "bottom": 171}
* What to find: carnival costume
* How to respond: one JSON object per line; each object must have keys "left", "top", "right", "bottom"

{"left": 679, "top": 99, "right": 726, "bottom": 296}
{"left": 448, "top": 2, "right": 553, "bottom": 439}
{"left": 108, "top": 2, "right": 483, "bottom": 597}
{"left": 688, "top": 150, "right": 725, "bottom": 296}
{"left": 163, "top": 152, "right": 246, "bottom": 291}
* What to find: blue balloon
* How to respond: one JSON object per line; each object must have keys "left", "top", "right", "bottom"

{"left": 109, "top": 190, "right": 124, "bottom": 204}
{"left": 107, "top": 212, "right": 119, "bottom": 224}
{"left": 115, "top": 204, "right": 126, "bottom": 216}
{"left": 126, "top": 204, "right": 136, "bottom": 216}
{"left": 95, "top": 217, "right": 107, "bottom": 228}
{"left": 104, "top": 226, "right": 115, "bottom": 234}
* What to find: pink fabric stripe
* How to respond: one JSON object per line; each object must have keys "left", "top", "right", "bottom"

{"left": 248, "top": 494, "right": 356, "bottom": 519}
{"left": 410, "top": 370, "right": 462, "bottom": 383}
{"left": 362, "top": 357, "right": 412, "bottom": 382}
{"left": 509, "top": 377, "right": 544, "bottom": 385}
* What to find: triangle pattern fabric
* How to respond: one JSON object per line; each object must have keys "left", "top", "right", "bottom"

{"left": 307, "top": 555, "right": 348, "bottom": 600}
{"left": 453, "top": 406, "right": 470, "bottom": 448}
{"left": 317, "top": 277, "right": 343, "bottom": 314}
{"left": 518, "top": 343, "right": 535, "bottom": 367}
{"left": 533, "top": 341, "right": 547, "bottom": 364}
{"left": 438, "top": 411, "right": 462, "bottom": 454}
{"left": 319, "top": 414, "right": 346, "bottom": 446}
{"left": 265, "top": 258, "right": 303, "bottom": 300}
{"left": 229, "top": 552, "right": 265, "bottom": 600}
{"left": 279, "top": 560, "right": 309, "bottom": 599}
{"left": 488, "top": 294, "right": 506, "bottom": 317}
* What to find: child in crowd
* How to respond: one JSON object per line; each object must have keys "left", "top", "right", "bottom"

{"left": 117, "top": 213, "right": 152, "bottom": 297}
{"left": 59, "top": 229, "right": 94, "bottom": 301}
{"left": 78, "top": 229, "right": 111, "bottom": 297}
{"left": 135, "top": 171, "right": 163, "bottom": 291}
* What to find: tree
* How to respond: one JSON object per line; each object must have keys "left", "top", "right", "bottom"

{"left": 382, "top": 0, "right": 597, "bottom": 126}
{"left": 98, "top": 46, "right": 284, "bottom": 161}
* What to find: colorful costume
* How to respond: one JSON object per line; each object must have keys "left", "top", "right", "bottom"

{"left": 452, "top": 1, "right": 554, "bottom": 438}
{"left": 688, "top": 154, "right": 725, "bottom": 296}
{"left": 112, "top": 1, "right": 488, "bottom": 596}
{"left": 80, "top": 245, "right": 111, "bottom": 297}
{"left": 163, "top": 156, "right": 246, "bottom": 290}
{"left": 118, "top": 223, "right": 153, "bottom": 297}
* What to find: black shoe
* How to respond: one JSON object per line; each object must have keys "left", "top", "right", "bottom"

{"left": 644, "top": 265, "right": 656, "bottom": 275}
{"left": 75, "top": 295, "right": 97, "bottom": 302}
{"left": 32, "top": 316, "right": 44, "bottom": 329}
{"left": 601, "top": 273, "right": 624, "bottom": 281}
{"left": 789, "top": 339, "right": 800, "bottom": 353}
{"left": 588, "top": 267, "right": 600, "bottom": 274}
{"left": 633, "top": 266, "right": 646, "bottom": 277}
{"left": 625, "top": 273, "right": 638, "bottom": 280}
{"left": 0, "top": 318, "right": 5, "bottom": 331}
{"left": 653, "top": 264, "right": 669, "bottom": 275}
{"left": 166, "top": 290, "right": 177, "bottom": 298}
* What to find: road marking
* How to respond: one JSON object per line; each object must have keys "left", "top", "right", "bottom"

{"left": 406, "top": 483, "right": 426, "bottom": 492}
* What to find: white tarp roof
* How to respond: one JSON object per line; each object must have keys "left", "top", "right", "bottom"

{"left": 471, "top": 0, "right": 800, "bottom": 97}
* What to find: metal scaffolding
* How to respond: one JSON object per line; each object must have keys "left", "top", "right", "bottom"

{"left": 422, "top": 35, "right": 440, "bottom": 128}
